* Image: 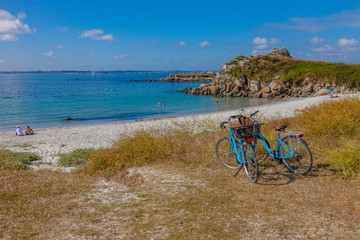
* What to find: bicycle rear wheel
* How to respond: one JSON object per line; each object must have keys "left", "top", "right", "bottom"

{"left": 279, "top": 136, "right": 313, "bottom": 175}
{"left": 242, "top": 141, "right": 258, "bottom": 183}
{"left": 216, "top": 137, "right": 241, "bottom": 169}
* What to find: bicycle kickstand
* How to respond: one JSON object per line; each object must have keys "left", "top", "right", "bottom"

{"left": 233, "top": 165, "right": 243, "bottom": 177}
{"left": 273, "top": 159, "right": 281, "bottom": 172}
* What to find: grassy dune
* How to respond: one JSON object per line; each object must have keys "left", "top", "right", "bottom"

{"left": 231, "top": 55, "right": 360, "bottom": 88}
{"left": 1, "top": 97, "right": 359, "bottom": 239}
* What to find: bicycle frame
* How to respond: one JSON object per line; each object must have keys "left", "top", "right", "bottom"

{"left": 254, "top": 130, "right": 297, "bottom": 159}
{"left": 228, "top": 128, "right": 248, "bottom": 164}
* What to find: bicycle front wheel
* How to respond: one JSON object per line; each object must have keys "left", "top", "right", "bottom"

{"left": 279, "top": 136, "right": 313, "bottom": 175}
{"left": 216, "top": 137, "right": 241, "bottom": 169}
{"left": 242, "top": 142, "right": 258, "bottom": 183}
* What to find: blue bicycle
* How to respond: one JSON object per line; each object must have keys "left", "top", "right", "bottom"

{"left": 249, "top": 111, "right": 313, "bottom": 175}
{"left": 215, "top": 115, "right": 262, "bottom": 183}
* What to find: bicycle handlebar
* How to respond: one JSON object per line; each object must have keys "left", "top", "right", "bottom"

{"left": 219, "top": 111, "right": 260, "bottom": 128}
{"left": 249, "top": 110, "right": 259, "bottom": 122}
{"left": 228, "top": 114, "right": 243, "bottom": 122}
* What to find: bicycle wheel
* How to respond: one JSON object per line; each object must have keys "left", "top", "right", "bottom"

{"left": 279, "top": 136, "right": 313, "bottom": 175}
{"left": 215, "top": 137, "right": 241, "bottom": 169}
{"left": 242, "top": 141, "right": 258, "bottom": 183}
{"left": 254, "top": 138, "right": 270, "bottom": 163}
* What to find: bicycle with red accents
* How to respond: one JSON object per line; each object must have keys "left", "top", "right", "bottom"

{"left": 250, "top": 111, "right": 313, "bottom": 175}
{"left": 215, "top": 114, "right": 262, "bottom": 183}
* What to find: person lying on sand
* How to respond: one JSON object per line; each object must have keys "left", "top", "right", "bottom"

{"left": 25, "top": 126, "right": 34, "bottom": 135}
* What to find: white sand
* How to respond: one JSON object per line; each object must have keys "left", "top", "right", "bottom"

{"left": 0, "top": 94, "right": 357, "bottom": 171}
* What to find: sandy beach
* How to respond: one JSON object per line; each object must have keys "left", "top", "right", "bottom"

{"left": 0, "top": 94, "right": 356, "bottom": 171}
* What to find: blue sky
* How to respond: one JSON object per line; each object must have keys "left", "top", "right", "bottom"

{"left": 1, "top": 0, "right": 360, "bottom": 71}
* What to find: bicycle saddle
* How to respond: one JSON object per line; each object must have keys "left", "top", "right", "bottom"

{"left": 273, "top": 124, "right": 288, "bottom": 131}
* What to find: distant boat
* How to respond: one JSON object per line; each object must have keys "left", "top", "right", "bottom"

{"left": 92, "top": 71, "right": 95, "bottom": 77}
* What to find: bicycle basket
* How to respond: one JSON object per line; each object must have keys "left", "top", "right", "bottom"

{"left": 232, "top": 123, "right": 262, "bottom": 139}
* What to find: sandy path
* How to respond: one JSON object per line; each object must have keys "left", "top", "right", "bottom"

{"left": 0, "top": 94, "right": 355, "bottom": 170}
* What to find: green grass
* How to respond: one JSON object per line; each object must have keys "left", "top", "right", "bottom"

{"left": 229, "top": 55, "right": 360, "bottom": 88}
{"left": 58, "top": 148, "right": 97, "bottom": 167}
{"left": 0, "top": 150, "right": 40, "bottom": 170}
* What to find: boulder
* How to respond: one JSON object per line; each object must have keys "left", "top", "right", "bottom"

{"left": 259, "top": 87, "right": 271, "bottom": 94}
{"left": 211, "top": 85, "right": 219, "bottom": 95}
{"left": 316, "top": 88, "right": 330, "bottom": 96}
{"left": 302, "top": 84, "right": 313, "bottom": 95}
{"left": 231, "top": 86, "right": 240, "bottom": 94}
{"left": 191, "top": 88, "right": 198, "bottom": 94}
{"left": 222, "top": 64, "right": 236, "bottom": 72}
{"left": 250, "top": 80, "right": 261, "bottom": 92}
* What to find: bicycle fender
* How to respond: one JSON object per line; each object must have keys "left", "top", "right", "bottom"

{"left": 286, "top": 135, "right": 309, "bottom": 146}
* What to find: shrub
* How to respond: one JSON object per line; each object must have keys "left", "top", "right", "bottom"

{"left": 328, "top": 141, "right": 360, "bottom": 180}
{"left": 0, "top": 150, "right": 40, "bottom": 170}
{"left": 261, "top": 55, "right": 280, "bottom": 63}
{"left": 58, "top": 148, "right": 97, "bottom": 167}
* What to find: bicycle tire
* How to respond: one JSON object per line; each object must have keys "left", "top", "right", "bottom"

{"left": 254, "top": 138, "right": 270, "bottom": 163}
{"left": 279, "top": 135, "right": 313, "bottom": 175}
{"left": 215, "top": 137, "right": 241, "bottom": 169}
{"left": 242, "top": 141, "right": 258, "bottom": 183}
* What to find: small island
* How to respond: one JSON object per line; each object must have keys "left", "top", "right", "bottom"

{"left": 179, "top": 47, "right": 360, "bottom": 99}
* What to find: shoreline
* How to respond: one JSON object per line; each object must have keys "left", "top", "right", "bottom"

{"left": 0, "top": 94, "right": 357, "bottom": 171}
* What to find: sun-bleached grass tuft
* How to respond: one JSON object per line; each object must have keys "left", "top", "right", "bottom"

{"left": 0, "top": 150, "right": 40, "bottom": 170}
{"left": 82, "top": 126, "right": 223, "bottom": 177}
{"left": 58, "top": 148, "right": 97, "bottom": 167}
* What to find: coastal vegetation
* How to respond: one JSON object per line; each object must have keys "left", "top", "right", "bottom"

{"left": 181, "top": 48, "right": 360, "bottom": 98}
{"left": 58, "top": 148, "right": 97, "bottom": 167}
{"left": 79, "top": 97, "right": 360, "bottom": 180}
{"left": 0, "top": 150, "right": 40, "bottom": 170}
{"left": 1, "top": 97, "right": 359, "bottom": 239}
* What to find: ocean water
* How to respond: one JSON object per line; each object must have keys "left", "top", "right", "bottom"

{"left": 0, "top": 72, "right": 270, "bottom": 130}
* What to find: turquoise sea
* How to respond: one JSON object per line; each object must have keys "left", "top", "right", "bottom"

{"left": 0, "top": 72, "right": 270, "bottom": 130}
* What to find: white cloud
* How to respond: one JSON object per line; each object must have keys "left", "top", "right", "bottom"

{"left": 79, "top": 29, "right": 116, "bottom": 41}
{"left": 0, "top": 59, "right": 5, "bottom": 63}
{"left": 199, "top": 41, "right": 211, "bottom": 48}
{"left": 337, "top": 38, "right": 359, "bottom": 47}
{"left": 252, "top": 37, "right": 280, "bottom": 51}
{"left": 42, "top": 51, "right": 54, "bottom": 57}
{"left": 310, "top": 36, "right": 325, "bottom": 45}
{"left": 311, "top": 44, "right": 334, "bottom": 53}
{"left": 57, "top": 27, "right": 69, "bottom": 32}
{"left": 0, "top": 9, "right": 34, "bottom": 41}
{"left": 115, "top": 54, "right": 128, "bottom": 59}
{"left": 17, "top": 12, "right": 27, "bottom": 19}
{"left": 131, "top": 40, "right": 157, "bottom": 48}
{"left": 95, "top": 34, "right": 115, "bottom": 41}
{"left": 268, "top": 8, "right": 360, "bottom": 33}
{"left": 56, "top": 45, "right": 65, "bottom": 49}
{"left": 175, "top": 41, "right": 186, "bottom": 47}
{"left": 0, "top": 33, "right": 18, "bottom": 41}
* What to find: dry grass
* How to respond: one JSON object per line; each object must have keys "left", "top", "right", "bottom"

{"left": 0, "top": 165, "right": 96, "bottom": 239}
{"left": 1, "top": 97, "right": 360, "bottom": 239}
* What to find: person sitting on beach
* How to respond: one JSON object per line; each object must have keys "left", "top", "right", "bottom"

{"left": 16, "top": 126, "right": 24, "bottom": 136}
{"left": 25, "top": 126, "right": 34, "bottom": 135}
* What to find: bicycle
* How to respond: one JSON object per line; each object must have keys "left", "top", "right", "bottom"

{"left": 249, "top": 111, "right": 313, "bottom": 175}
{"left": 215, "top": 115, "right": 262, "bottom": 183}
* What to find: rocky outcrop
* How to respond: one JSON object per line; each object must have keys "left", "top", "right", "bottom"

{"left": 267, "top": 47, "right": 292, "bottom": 57}
{"left": 130, "top": 72, "right": 215, "bottom": 82}
{"left": 179, "top": 78, "right": 355, "bottom": 99}
{"left": 178, "top": 47, "right": 359, "bottom": 99}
